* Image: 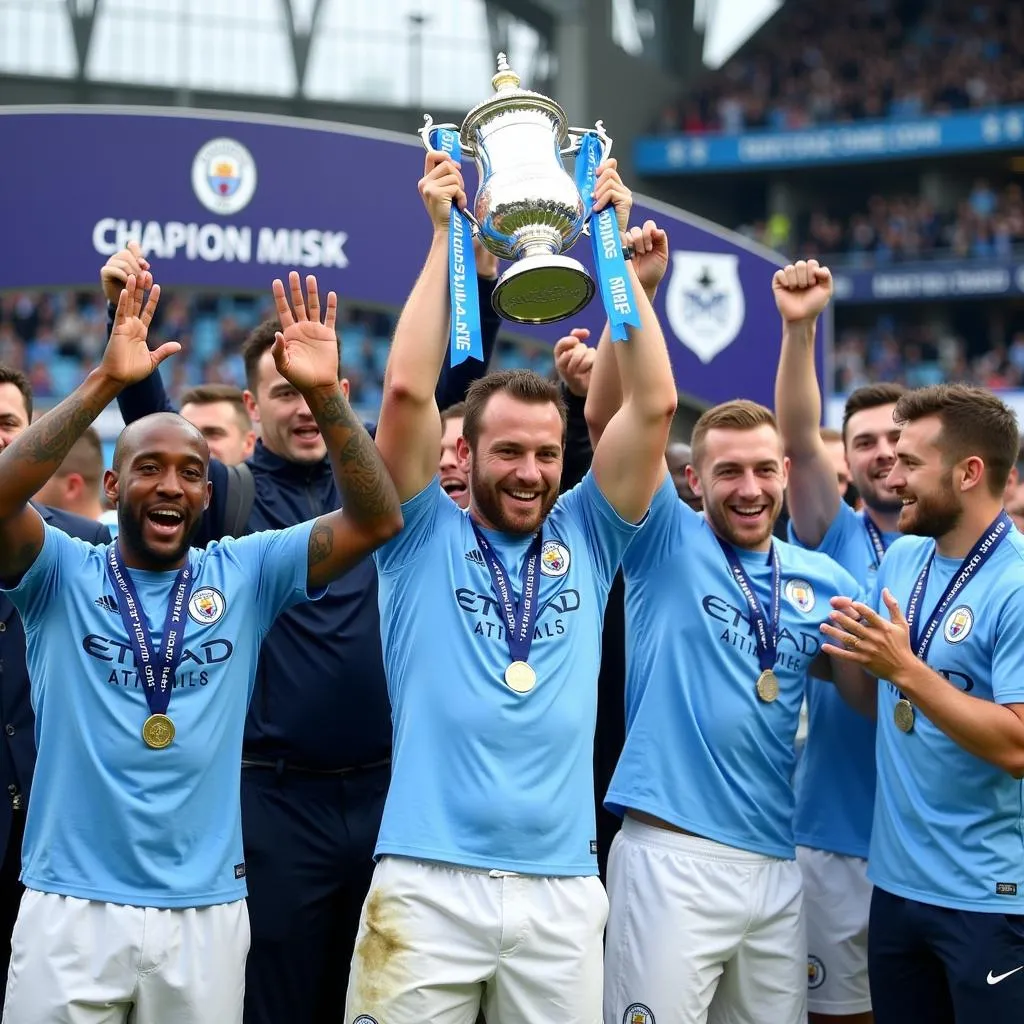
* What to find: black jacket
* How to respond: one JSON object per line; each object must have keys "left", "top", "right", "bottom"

{"left": 0, "top": 504, "right": 110, "bottom": 852}
{"left": 114, "top": 278, "right": 502, "bottom": 769}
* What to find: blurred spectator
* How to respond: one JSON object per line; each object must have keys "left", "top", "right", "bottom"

{"left": 658, "top": 0, "right": 1024, "bottom": 134}
{"left": 740, "top": 179, "right": 1024, "bottom": 264}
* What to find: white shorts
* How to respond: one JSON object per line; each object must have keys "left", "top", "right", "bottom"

{"left": 797, "top": 845, "right": 872, "bottom": 1016}
{"left": 344, "top": 855, "right": 608, "bottom": 1024}
{"left": 2, "top": 889, "right": 249, "bottom": 1024}
{"left": 604, "top": 817, "right": 806, "bottom": 1024}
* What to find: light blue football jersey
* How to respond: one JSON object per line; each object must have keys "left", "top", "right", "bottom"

{"left": 868, "top": 531, "right": 1024, "bottom": 911}
{"left": 607, "top": 475, "right": 860, "bottom": 859}
{"left": 790, "top": 501, "right": 899, "bottom": 859}
{"left": 4, "top": 520, "right": 320, "bottom": 908}
{"left": 373, "top": 472, "right": 639, "bottom": 876}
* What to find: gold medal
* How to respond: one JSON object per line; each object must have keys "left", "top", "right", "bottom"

{"left": 142, "top": 713, "right": 175, "bottom": 749}
{"left": 893, "top": 699, "right": 915, "bottom": 734}
{"left": 756, "top": 669, "right": 779, "bottom": 703}
{"left": 504, "top": 661, "right": 537, "bottom": 694}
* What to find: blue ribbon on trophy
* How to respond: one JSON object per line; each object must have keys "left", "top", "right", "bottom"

{"left": 575, "top": 132, "right": 641, "bottom": 342}
{"left": 429, "top": 126, "right": 483, "bottom": 368}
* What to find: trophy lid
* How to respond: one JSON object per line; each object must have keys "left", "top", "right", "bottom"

{"left": 461, "top": 52, "right": 570, "bottom": 146}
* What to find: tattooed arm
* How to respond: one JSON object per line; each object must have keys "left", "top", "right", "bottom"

{"left": 304, "top": 382, "right": 402, "bottom": 588}
{"left": 269, "top": 272, "right": 403, "bottom": 589}
{"left": 0, "top": 277, "right": 178, "bottom": 584}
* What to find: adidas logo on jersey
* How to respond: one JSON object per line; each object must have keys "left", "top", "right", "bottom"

{"left": 94, "top": 595, "right": 118, "bottom": 614}
{"left": 465, "top": 549, "right": 485, "bottom": 565}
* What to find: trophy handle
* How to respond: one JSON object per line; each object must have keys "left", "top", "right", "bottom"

{"left": 563, "top": 120, "right": 614, "bottom": 162}
{"left": 419, "top": 115, "right": 477, "bottom": 158}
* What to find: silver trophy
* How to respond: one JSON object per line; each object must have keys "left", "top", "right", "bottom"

{"left": 420, "top": 53, "right": 612, "bottom": 325}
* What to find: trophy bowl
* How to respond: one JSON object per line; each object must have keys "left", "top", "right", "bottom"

{"left": 420, "top": 54, "right": 612, "bottom": 325}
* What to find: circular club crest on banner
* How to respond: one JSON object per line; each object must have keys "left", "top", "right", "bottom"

{"left": 191, "top": 137, "right": 257, "bottom": 215}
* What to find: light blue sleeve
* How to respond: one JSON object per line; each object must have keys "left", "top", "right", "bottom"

{"left": 791, "top": 500, "right": 862, "bottom": 558}
{"left": 1, "top": 523, "right": 84, "bottom": 628}
{"left": 991, "top": 586, "right": 1024, "bottom": 704}
{"left": 621, "top": 473, "right": 685, "bottom": 581}
{"left": 557, "top": 470, "right": 646, "bottom": 591}
{"left": 374, "top": 478, "right": 450, "bottom": 575}
{"left": 218, "top": 520, "right": 323, "bottom": 634}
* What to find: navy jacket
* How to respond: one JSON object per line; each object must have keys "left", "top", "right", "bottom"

{"left": 0, "top": 504, "right": 111, "bottom": 852}
{"left": 115, "top": 278, "right": 501, "bottom": 769}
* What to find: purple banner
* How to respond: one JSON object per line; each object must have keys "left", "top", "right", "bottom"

{"left": 0, "top": 107, "right": 820, "bottom": 408}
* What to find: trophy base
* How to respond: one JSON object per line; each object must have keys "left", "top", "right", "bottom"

{"left": 492, "top": 255, "right": 595, "bottom": 325}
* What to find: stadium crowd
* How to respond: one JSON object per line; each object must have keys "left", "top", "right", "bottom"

{"left": 738, "top": 178, "right": 1024, "bottom": 265}
{"left": 656, "top": 0, "right": 1024, "bottom": 135}
{"left": 0, "top": 288, "right": 553, "bottom": 414}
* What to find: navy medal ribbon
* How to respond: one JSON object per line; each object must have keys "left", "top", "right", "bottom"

{"left": 864, "top": 515, "right": 889, "bottom": 567}
{"left": 470, "top": 522, "right": 543, "bottom": 671}
{"left": 105, "top": 546, "right": 194, "bottom": 725}
{"left": 905, "top": 510, "right": 1011, "bottom": 661}
{"left": 716, "top": 538, "right": 782, "bottom": 675}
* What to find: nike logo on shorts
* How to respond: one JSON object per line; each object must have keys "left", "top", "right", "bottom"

{"left": 986, "top": 966, "right": 1024, "bottom": 985}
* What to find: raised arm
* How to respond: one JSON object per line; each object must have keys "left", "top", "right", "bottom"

{"left": 553, "top": 328, "right": 596, "bottom": 493}
{"left": 270, "top": 272, "right": 403, "bottom": 589}
{"left": 376, "top": 151, "right": 468, "bottom": 501}
{"left": 0, "top": 276, "right": 178, "bottom": 583}
{"left": 102, "top": 244, "right": 177, "bottom": 424}
{"left": 773, "top": 260, "right": 838, "bottom": 547}
{"left": 584, "top": 215, "right": 675, "bottom": 519}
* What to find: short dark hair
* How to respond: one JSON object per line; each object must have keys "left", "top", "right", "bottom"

{"left": 241, "top": 320, "right": 282, "bottom": 392}
{"left": 691, "top": 399, "right": 778, "bottom": 467}
{"left": 894, "top": 384, "right": 1019, "bottom": 496}
{"left": 55, "top": 426, "right": 104, "bottom": 484}
{"left": 440, "top": 401, "right": 466, "bottom": 427}
{"left": 180, "top": 383, "right": 253, "bottom": 431}
{"left": 0, "top": 364, "right": 32, "bottom": 421}
{"left": 841, "top": 383, "right": 906, "bottom": 444}
{"left": 462, "top": 370, "right": 567, "bottom": 449}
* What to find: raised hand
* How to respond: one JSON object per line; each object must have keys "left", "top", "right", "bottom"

{"left": 625, "top": 220, "right": 669, "bottom": 298}
{"left": 419, "top": 150, "right": 468, "bottom": 232}
{"left": 100, "top": 275, "right": 179, "bottom": 386}
{"left": 773, "top": 259, "right": 833, "bottom": 325}
{"left": 592, "top": 158, "right": 633, "bottom": 235}
{"left": 820, "top": 590, "right": 916, "bottom": 682}
{"left": 101, "top": 241, "right": 152, "bottom": 305}
{"left": 271, "top": 271, "right": 340, "bottom": 393}
{"left": 554, "top": 328, "right": 595, "bottom": 398}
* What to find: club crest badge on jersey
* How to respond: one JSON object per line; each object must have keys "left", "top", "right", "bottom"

{"left": 191, "top": 137, "right": 257, "bottom": 215}
{"left": 188, "top": 587, "right": 226, "bottom": 626}
{"left": 623, "top": 1004, "right": 656, "bottom": 1024}
{"left": 540, "top": 540, "right": 571, "bottom": 577}
{"left": 785, "top": 578, "right": 816, "bottom": 613}
{"left": 664, "top": 251, "right": 745, "bottom": 364}
{"left": 943, "top": 605, "right": 974, "bottom": 643}
{"left": 808, "top": 954, "right": 826, "bottom": 989}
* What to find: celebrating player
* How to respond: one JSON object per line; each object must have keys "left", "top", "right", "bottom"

{"left": 342, "top": 150, "right": 676, "bottom": 1024}
{"left": 0, "top": 273, "right": 401, "bottom": 1023}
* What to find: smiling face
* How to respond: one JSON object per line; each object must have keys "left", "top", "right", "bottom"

{"left": 439, "top": 414, "right": 469, "bottom": 508}
{"left": 458, "top": 392, "right": 563, "bottom": 535}
{"left": 886, "top": 414, "right": 963, "bottom": 538}
{"left": 688, "top": 424, "right": 788, "bottom": 551}
{"left": 105, "top": 415, "right": 211, "bottom": 569}
{"left": 844, "top": 402, "right": 902, "bottom": 514}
